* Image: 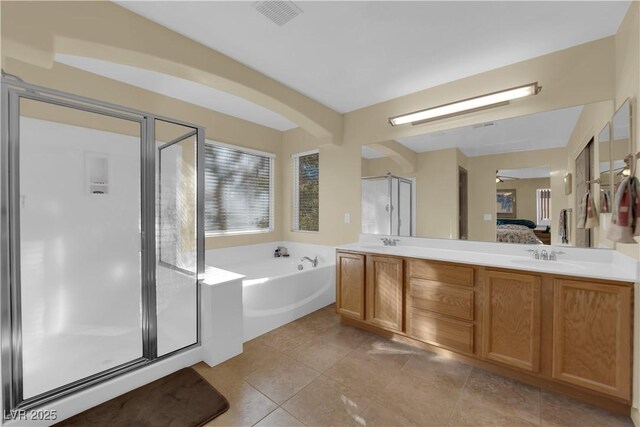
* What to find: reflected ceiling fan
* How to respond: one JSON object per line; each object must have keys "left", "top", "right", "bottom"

{"left": 495, "top": 170, "right": 521, "bottom": 183}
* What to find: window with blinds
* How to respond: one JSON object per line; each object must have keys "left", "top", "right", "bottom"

{"left": 204, "top": 142, "right": 274, "bottom": 235}
{"left": 292, "top": 151, "right": 319, "bottom": 232}
{"left": 536, "top": 188, "right": 551, "bottom": 226}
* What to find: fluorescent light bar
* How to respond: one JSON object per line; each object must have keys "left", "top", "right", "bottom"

{"left": 389, "top": 82, "right": 542, "bottom": 126}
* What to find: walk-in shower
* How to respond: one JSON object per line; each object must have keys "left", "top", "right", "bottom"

{"left": 361, "top": 173, "right": 414, "bottom": 236}
{"left": 0, "top": 76, "right": 204, "bottom": 414}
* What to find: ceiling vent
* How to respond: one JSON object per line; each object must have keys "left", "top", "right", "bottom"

{"left": 253, "top": 1, "right": 303, "bottom": 27}
{"left": 473, "top": 122, "right": 496, "bottom": 129}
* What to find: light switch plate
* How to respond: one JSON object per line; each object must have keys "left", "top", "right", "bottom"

{"left": 344, "top": 213, "right": 351, "bottom": 224}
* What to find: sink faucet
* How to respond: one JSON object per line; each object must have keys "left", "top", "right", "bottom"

{"left": 527, "top": 249, "right": 540, "bottom": 260}
{"left": 549, "top": 250, "right": 565, "bottom": 261}
{"left": 300, "top": 256, "right": 318, "bottom": 267}
{"left": 540, "top": 249, "right": 549, "bottom": 261}
{"left": 380, "top": 238, "right": 400, "bottom": 246}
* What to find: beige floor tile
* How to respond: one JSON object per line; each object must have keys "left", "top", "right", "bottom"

{"left": 205, "top": 381, "right": 277, "bottom": 427}
{"left": 244, "top": 357, "right": 320, "bottom": 404}
{"left": 315, "top": 324, "right": 375, "bottom": 351}
{"left": 256, "top": 321, "right": 317, "bottom": 353}
{"left": 192, "top": 361, "right": 245, "bottom": 395}
{"left": 540, "top": 390, "right": 634, "bottom": 427}
{"left": 220, "top": 341, "right": 288, "bottom": 378}
{"left": 350, "top": 336, "right": 416, "bottom": 366}
{"left": 295, "top": 308, "right": 341, "bottom": 333}
{"left": 401, "top": 351, "right": 472, "bottom": 387}
{"left": 377, "top": 369, "right": 466, "bottom": 426}
{"left": 322, "top": 303, "right": 337, "bottom": 312}
{"left": 450, "top": 368, "right": 541, "bottom": 427}
{"left": 324, "top": 348, "right": 406, "bottom": 396}
{"left": 290, "top": 338, "right": 351, "bottom": 372}
{"left": 283, "top": 375, "right": 371, "bottom": 427}
{"left": 351, "top": 401, "right": 419, "bottom": 427}
{"left": 254, "top": 408, "right": 306, "bottom": 427}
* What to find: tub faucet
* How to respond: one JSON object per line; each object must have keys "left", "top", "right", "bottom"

{"left": 300, "top": 256, "right": 318, "bottom": 267}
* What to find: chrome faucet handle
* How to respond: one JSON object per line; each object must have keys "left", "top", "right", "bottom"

{"left": 540, "top": 249, "right": 549, "bottom": 261}
{"left": 526, "top": 249, "right": 540, "bottom": 260}
{"left": 390, "top": 239, "right": 400, "bottom": 246}
{"left": 549, "top": 250, "right": 565, "bottom": 261}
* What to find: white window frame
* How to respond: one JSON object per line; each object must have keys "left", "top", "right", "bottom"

{"left": 205, "top": 140, "right": 275, "bottom": 237}
{"left": 536, "top": 188, "right": 551, "bottom": 226}
{"left": 292, "top": 149, "right": 320, "bottom": 233}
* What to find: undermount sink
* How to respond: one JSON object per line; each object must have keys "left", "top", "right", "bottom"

{"left": 510, "top": 258, "right": 584, "bottom": 271}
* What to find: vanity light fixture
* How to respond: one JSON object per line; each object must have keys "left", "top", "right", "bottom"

{"left": 388, "top": 82, "right": 542, "bottom": 126}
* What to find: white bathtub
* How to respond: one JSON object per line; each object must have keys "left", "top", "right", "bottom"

{"left": 205, "top": 242, "right": 336, "bottom": 341}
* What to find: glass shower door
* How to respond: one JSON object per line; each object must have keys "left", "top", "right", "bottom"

{"left": 17, "top": 97, "right": 146, "bottom": 401}
{"left": 155, "top": 120, "right": 198, "bottom": 357}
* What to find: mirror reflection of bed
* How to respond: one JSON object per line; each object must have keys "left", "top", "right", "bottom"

{"left": 496, "top": 167, "right": 551, "bottom": 245}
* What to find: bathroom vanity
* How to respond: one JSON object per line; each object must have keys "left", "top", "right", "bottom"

{"left": 335, "top": 237, "right": 636, "bottom": 413}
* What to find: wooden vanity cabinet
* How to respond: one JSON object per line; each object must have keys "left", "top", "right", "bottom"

{"left": 552, "top": 278, "right": 632, "bottom": 400}
{"left": 335, "top": 249, "right": 634, "bottom": 409}
{"left": 336, "top": 252, "right": 365, "bottom": 320}
{"left": 406, "top": 259, "right": 476, "bottom": 354}
{"left": 482, "top": 270, "right": 541, "bottom": 372}
{"left": 366, "top": 255, "right": 404, "bottom": 332}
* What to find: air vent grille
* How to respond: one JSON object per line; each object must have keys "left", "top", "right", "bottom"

{"left": 473, "top": 122, "right": 496, "bottom": 129}
{"left": 253, "top": 1, "right": 303, "bottom": 27}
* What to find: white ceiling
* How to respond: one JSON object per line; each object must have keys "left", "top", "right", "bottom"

{"left": 116, "top": 1, "right": 629, "bottom": 113}
{"left": 395, "top": 105, "right": 584, "bottom": 157}
{"left": 54, "top": 54, "right": 297, "bottom": 131}
{"left": 498, "top": 166, "right": 551, "bottom": 180}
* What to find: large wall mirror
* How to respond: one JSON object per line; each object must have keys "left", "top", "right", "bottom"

{"left": 361, "top": 101, "right": 622, "bottom": 248}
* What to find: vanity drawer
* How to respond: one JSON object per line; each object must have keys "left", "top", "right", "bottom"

{"left": 408, "top": 278, "right": 474, "bottom": 321}
{"left": 408, "top": 259, "right": 474, "bottom": 288}
{"left": 407, "top": 307, "right": 474, "bottom": 354}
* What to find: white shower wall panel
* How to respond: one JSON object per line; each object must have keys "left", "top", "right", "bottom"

{"left": 19, "top": 116, "right": 143, "bottom": 398}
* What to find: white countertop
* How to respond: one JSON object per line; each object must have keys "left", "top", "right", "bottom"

{"left": 337, "top": 235, "right": 639, "bottom": 283}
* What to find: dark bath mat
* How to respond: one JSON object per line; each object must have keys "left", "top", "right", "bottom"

{"left": 56, "top": 368, "right": 229, "bottom": 427}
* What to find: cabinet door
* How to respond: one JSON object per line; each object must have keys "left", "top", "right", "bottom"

{"left": 366, "top": 255, "right": 404, "bottom": 332}
{"left": 482, "top": 270, "right": 541, "bottom": 372}
{"left": 336, "top": 252, "right": 365, "bottom": 320}
{"left": 552, "top": 279, "right": 631, "bottom": 399}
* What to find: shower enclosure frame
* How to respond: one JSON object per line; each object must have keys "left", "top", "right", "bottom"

{"left": 0, "top": 77, "right": 205, "bottom": 414}
{"left": 361, "top": 173, "right": 414, "bottom": 236}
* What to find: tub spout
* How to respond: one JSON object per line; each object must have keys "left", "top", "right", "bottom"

{"left": 300, "top": 256, "right": 318, "bottom": 267}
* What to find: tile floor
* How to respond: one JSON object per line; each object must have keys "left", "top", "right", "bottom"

{"left": 193, "top": 304, "right": 634, "bottom": 427}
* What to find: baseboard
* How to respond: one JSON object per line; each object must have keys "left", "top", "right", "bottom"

{"left": 631, "top": 406, "right": 639, "bottom": 427}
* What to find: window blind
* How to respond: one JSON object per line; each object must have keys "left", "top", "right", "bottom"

{"left": 536, "top": 188, "right": 551, "bottom": 225}
{"left": 205, "top": 143, "right": 274, "bottom": 234}
{"left": 293, "top": 151, "right": 319, "bottom": 232}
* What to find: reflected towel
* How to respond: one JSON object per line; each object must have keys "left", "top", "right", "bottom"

{"left": 600, "top": 189, "right": 611, "bottom": 214}
{"left": 607, "top": 177, "right": 640, "bottom": 243}
{"left": 577, "top": 191, "right": 599, "bottom": 229}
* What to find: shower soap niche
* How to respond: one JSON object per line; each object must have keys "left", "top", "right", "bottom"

{"left": 85, "top": 152, "right": 109, "bottom": 195}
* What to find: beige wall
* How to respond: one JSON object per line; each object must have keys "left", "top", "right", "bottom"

{"left": 496, "top": 178, "right": 551, "bottom": 224}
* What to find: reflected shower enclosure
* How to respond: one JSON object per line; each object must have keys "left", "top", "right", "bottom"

{"left": 361, "top": 174, "right": 414, "bottom": 236}
{"left": 0, "top": 77, "right": 204, "bottom": 414}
